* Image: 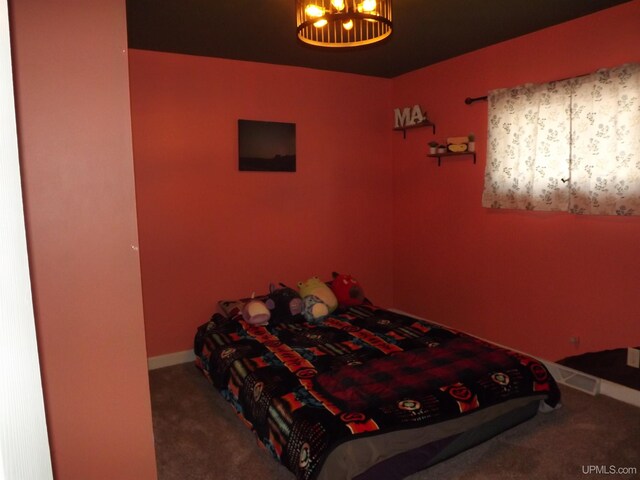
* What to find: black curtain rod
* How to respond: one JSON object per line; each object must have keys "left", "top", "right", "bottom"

{"left": 465, "top": 96, "right": 487, "bottom": 105}
{"left": 464, "top": 70, "right": 594, "bottom": 105}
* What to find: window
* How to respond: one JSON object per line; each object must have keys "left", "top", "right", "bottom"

{"left": 482, "top": 63, "right": 640, "bottom": 216}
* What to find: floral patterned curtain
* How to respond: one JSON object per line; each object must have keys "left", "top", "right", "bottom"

{"left": 482, "top": 63, "right": 640, "bottom": 216}
{"left": 568, "top": 64, "right": 640, "bottom": 215}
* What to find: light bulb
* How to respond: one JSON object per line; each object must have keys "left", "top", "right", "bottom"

{"left": 361, "top": 0, "right": 376, "bottom": 12}
{"left": 305, "top": 4, "right": 325, "bottom": 17}
{"left": 313, "top": 19, "right": 328, "bottom": 27}
{"left": 331, "top": 0, "right": 345, "bottom": 11}
{"left": 342, "top": 19, "right": 354, "bottom": 30}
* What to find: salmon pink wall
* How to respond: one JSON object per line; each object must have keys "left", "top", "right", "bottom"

{"left": 10, "top": 1, "right": 157, "bottom": 478}
{"left": 128, "top": 51, "right": 394, "bottom": 357}
{"left": 391, "top": 1, "right": 640, "bottom": 361}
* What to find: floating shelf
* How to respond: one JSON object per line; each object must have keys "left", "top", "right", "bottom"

{"left": 394, "top": 120, "right": 436, "bottom": 139}
{"left": 427, "top": 151, "right": 476, "bottom": 167}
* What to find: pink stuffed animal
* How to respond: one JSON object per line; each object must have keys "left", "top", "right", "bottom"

{"left": 242, "top": 294, "right": 270, "bottom": 326}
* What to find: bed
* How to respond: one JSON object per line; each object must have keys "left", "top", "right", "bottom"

{"left": 194, "top": 300, "right": 560, "bottom": 480}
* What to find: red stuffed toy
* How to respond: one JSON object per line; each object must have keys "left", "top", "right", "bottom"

{"left": 330, "top": 272, "right": 365, "bottom": 308}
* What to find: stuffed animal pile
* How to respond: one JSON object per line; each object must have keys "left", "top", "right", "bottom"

{"left": 241, "top": 284, "right": 303, "bottom": 325}
{"left": 238, "top": 273, "right": 366, "bottom": 325}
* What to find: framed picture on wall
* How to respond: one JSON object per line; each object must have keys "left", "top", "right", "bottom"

{"left": 238, "top": 119, "right": 296, "bottom": 172}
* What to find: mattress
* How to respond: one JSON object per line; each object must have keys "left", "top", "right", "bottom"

{"left": 194, "top": 304, "right": 560, "bottom": 480}
{"left": 321, "top": 395, "right": 542, "bottom": 480}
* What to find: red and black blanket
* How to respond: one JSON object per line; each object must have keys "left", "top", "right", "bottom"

{"left": 194, "top": 305, "right": 560, "bottom": 480}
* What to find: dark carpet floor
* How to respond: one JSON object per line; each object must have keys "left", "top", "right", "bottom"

{"left": 149, "top": 363, "right": 640, "bottom": 480}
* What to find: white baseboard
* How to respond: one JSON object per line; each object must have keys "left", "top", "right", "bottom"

{"left": 388, "top": 308, "right": 640, "bottom": 408}
{"left": 148, "top": 350, "right": 195, "bottom": 370}
{"left": 600, "top": 379, "right": 640, "bottom": 408}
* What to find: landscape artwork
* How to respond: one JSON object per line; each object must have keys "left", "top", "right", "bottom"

{"left": 238, "top": 119, "right": 296, "bottom": 172}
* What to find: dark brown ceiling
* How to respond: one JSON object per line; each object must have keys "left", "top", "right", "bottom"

{"left": 126, "top": 0, "right": 631, "bottom": 78}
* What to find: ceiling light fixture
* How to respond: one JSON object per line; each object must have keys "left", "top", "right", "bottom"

{"left": 296, "top": 0, "right": 392, "bottom": 48}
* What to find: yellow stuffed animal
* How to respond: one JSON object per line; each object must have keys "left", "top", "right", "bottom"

{"left": 298, "top": 277, "right": 338, "bottom": 315}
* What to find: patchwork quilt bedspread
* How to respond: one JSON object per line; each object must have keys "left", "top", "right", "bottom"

{"left": 194, "top": 305, "right": 560, "bottom": 480}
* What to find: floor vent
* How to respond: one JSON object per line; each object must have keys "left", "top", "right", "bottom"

{"left": 545, "top": 363, "right": 600, "bottom": 395}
